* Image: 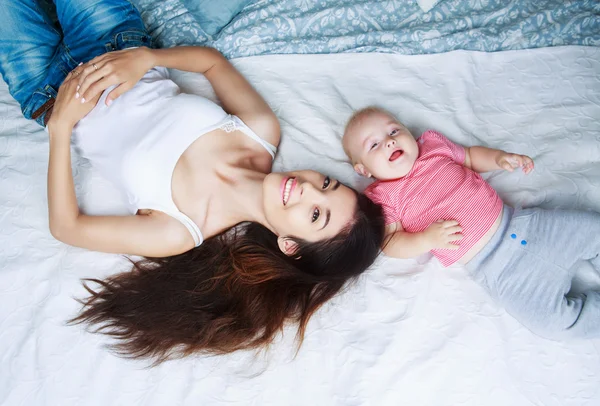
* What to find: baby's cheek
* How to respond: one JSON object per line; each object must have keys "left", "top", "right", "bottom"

{"left": 366, "top": 157, "right": 383, "bottom": 175}
{"left": 371, "top": 164, "right": 392, "bottom": 180}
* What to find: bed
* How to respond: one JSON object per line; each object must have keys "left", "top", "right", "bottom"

{"left": 1, "top": 1, "right": 600, "bottom": 406}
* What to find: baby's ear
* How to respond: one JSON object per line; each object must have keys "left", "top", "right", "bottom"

{"left": 354, "top": 163, "right": 371, "bottom": 178}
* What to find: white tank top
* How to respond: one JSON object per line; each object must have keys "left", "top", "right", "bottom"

{"left": 72, "top": 67, "right": 277, "bottom": 247}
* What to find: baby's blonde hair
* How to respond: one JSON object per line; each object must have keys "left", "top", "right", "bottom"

{"left": 342, "top": 106, "right": 396, "bottom": 163}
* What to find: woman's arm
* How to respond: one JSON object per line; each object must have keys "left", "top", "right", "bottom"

{"left": 76, "top": 46, "right": 280, "bottom": 147}
{"left": 47, "top": 123, "right": 79, "bottom": 236}
{"left": 47, "top": 123, "right": 195, "bottom": 257}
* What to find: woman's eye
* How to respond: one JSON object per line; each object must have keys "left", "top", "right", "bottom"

{"left": 312, "top": 208, "right": 320, "bottom": 223}
{"left": 322, "top": 176, "right": 331, "bottom": 189}
{"left": 370, "top": 142, "right": 379, "bottom": 150}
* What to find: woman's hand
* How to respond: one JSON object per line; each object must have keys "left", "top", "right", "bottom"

{"left": 47, "top": 67, "right": 97, "bottom": 132}
{"left": 75, "top": 47, "right": 155, "bottom": 106}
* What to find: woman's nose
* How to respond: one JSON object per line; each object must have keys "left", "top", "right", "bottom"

{"left": 300, "top": 182, "right": 322, "bottom": 199}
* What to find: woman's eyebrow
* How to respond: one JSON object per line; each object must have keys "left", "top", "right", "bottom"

{"left": 320, "top": 181, "right": 340, "bottom": 230}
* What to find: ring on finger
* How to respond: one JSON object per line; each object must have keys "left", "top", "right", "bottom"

{"left": 92, "top": 63, "right": 99, "bottom": 71}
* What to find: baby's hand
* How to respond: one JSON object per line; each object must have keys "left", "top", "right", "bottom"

{"left": 497, "top": 152, "right": 534, "bottom": 174}
{"left": 423, "top": 220, "right": 463, "bottom": 250}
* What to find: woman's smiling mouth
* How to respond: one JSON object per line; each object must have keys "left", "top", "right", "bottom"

{"left": 282, "top": 177, "right": 297, "bottom": 205}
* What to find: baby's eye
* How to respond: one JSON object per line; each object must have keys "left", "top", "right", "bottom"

{"left": 390, "top": 129, "right": 399, "bottom": 136}
{"left": 322, "top": 176, "right": 331, "bottom": 189}
{"left": 312, "top": 207, "right": 320, "bottom": 223}
{"left": 370, "top": 142, "right": 379, "bottom": 150}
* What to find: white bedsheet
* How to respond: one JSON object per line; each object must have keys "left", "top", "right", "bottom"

{"left": 1, "top": 46, "right": 599, "bottom": 406}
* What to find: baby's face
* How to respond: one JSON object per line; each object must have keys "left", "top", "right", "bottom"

{"left": 346, "top": 112, "right": 418, "bottom": 180}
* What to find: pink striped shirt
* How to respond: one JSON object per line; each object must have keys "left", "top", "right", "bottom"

{"left": 364, "top": 130, "right": 503, "bottom": 267}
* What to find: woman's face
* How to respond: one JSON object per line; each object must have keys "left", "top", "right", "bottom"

{"left": 262, "top": 170, "right": 357, "bottom": 247}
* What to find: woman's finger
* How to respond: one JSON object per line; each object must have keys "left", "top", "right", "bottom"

{"left": 106, "top": 83, "right": 132, "bottom": 105}
{"left": 71, "top": 62, "right": 84, "bottom": 76}
{"left": 85, "top": 53, "right": 110, "bottom": 70}
{"left": 77, "top": 62, "right": 109, "bottom": 98}
{"left": 65, "top": 64, "right": 85, "bottom": 93}
{"left": 78, "top": 55, "right": 109, "bottom": 82}
{"left": 77, "top": 56, "right": 112, "bottom": 89}
{"left": 81, "top": 76, "right": 119, "bottom": 103}
{"left": 85, "top": 59, "right": 108, "bottom": 76}
{"left": 78, "top": 67, "right": 115, "bottom": 102}
{"left": 62, "top": 70, "right": 81, "bottom": 89}
{"left": 64, "top": 64, "right": 82, "bottom": 82}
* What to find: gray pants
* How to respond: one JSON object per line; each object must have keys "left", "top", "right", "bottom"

{"left": 466, "top": 205, "right": 600, "bottom": 339}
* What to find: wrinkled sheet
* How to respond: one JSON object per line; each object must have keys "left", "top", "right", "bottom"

{"left": 1, "top": 46, "right": 600, "bottom": 406}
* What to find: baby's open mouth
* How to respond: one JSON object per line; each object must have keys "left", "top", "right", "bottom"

{"left": 389, "top": 149, "right": 404, "bottom": 162}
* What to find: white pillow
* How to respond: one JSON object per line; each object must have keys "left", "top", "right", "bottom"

{"left": 417, "top": 0, "right": 442, "bottom": 13}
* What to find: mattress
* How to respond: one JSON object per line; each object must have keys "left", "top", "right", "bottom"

{"left": 1, "top": 45, "right": 599, "bottom": 405}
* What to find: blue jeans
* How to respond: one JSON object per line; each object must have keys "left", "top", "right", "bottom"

{"left": 466, "top": 205, "right": 600, "bottom": 339}
{"left": 0, "top": 0, "right": 152, "bottom": 126}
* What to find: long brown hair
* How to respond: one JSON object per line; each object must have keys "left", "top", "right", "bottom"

{"left": 70, "top": 192, "right": 384, "bottom": 364}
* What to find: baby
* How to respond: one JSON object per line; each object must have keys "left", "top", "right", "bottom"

{"left": 343, "top": 106, "right": 600, "bottom": 339}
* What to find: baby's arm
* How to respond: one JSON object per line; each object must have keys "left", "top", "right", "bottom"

{"left": 464, "top": 146, "right": 534, "bottom": 174}
{"left": 383, "top": 220, "right": 463, "bottom": 259}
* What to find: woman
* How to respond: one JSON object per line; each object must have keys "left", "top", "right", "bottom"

{"left": 0, "top": 0, "right": 385, "bottom": 362}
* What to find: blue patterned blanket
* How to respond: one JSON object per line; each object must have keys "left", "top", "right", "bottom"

{"left": 134, "top": 0, "right": 599, "bottom": 58}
